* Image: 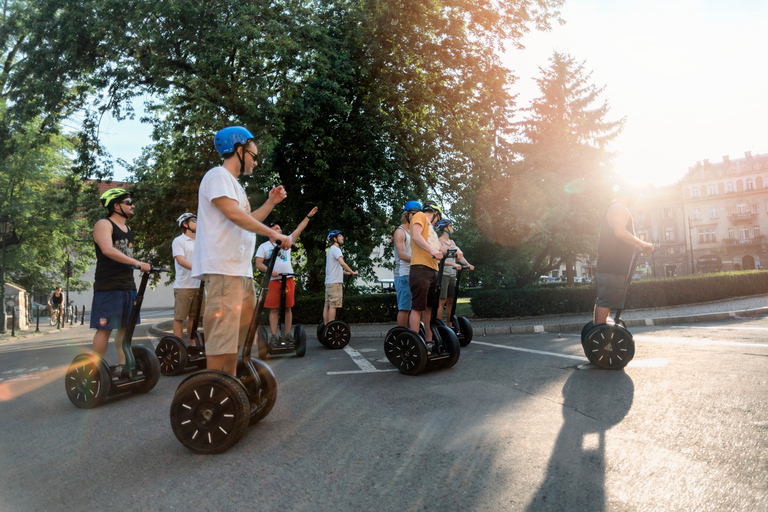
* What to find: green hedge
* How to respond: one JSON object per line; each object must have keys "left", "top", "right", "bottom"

{"left": 470, "top": 270, "right": 768, "bottom": 318}
{"left": 258, "top": 292, "right": 398, "bottom": 324}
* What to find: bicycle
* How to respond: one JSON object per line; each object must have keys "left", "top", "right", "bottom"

{"left": 49, "top": 304, "right": 64, "bottom": 326}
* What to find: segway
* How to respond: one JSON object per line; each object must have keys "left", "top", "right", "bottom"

{"left": 169, "top": 246, "right": 280, "bottom": 454}
{"left": 384, "top": 249, "right": 461, "bottom": 375}
{"left": 256, "top": 272, "right": 307, "bottom": 359}
{"left": 316, "top": 274, "right": 353, "bottom": 349}
{"left": 437, "top": 264, "right": 473, "bottom": 347}
{"left": 580, "top": 251, "right": 639, "bottom": 370}
{"left": 65, "top": 267, "right": 167, "bottom": 409}
{"left": 156, "top": 281, "right": 207, "bottom": 376}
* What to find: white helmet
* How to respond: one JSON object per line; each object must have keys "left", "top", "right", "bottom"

{"left": 177, "top": 212, "right": 196, "bottom": 227}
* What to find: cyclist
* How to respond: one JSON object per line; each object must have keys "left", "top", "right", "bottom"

{"left": 48, "top": 286, "right": 64, "bottom": 323}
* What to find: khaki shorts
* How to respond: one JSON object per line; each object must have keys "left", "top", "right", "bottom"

{"left": 325, "top": 283, "right": 343, "bottom": 308}
{"left": 203, "top": 274, "right": 257, "bottom": 356}
{"left": 173, "top": 287, "right": 205, "bottom": 321}
{"left": 439, "top": 274, "right": 457, "bottom": 300}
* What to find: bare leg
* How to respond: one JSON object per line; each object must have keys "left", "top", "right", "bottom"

{"left": 269, "top": 308, "right": 279, "bottom": 335}
{"left": 93, "top": 329, "right": 113, "bottom": 358}
{"left": 593, "top": 305, "right": 610, "bottom": 325}
{"left": 445, "top": 299, "right": 454, "bottom": 327}
{"left": 113, "top": 327, "right": 127, "bottom": 365}
{"left": 285, "top": 308, "right": 293, "bottom": 333}
{"left": 206, "top": 353, "right": 238, "bottom": 376}
{"left": 397, "top": 310, "right": 409, "bottom": 327}
{"left": 172, "top": 319, "right": 183, "bottom": 338}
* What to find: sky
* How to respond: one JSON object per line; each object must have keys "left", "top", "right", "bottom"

{"left": 101, "top": 0, "right": 768, "bottom": 188}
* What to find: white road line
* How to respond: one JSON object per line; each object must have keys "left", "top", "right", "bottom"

{"left": 669, "top": 326, "right": 768, "bottom": 331}
{"left": 325, "top": 346, "right": 399, "bottom": 375}
{"left": 473, "top": 341, "right": 588, "bottom": 361}
{"left": 633, "top": 335, "right": 768, "bottom": 348}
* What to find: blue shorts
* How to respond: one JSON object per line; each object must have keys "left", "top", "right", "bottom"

{"left": 394, "top": 275, "right": 412, "bottom": 311}
{"left": 90, "top": 290, "right": 140, "bottom": 330}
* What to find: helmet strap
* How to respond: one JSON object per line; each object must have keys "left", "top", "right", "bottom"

{"left": 112, "top": 203, "right": 129, "bottom": 220}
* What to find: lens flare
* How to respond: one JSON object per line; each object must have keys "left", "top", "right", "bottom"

{"left": 474, "top": 176, "right": 548, "bottom": 247}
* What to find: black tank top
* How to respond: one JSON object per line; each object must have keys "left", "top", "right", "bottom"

{"left": 94, "top": 218, "right": 136, "bottom": 292}
{"left": 51, "top": 291, "right": 63, "bottom": 305}
{"left": 596, "top": 201, "right": 635, "bottom": 276}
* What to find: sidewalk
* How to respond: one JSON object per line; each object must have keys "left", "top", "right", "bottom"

{"left": 146, "top": 293, "right": 768, "bottom": 339}
{"left": 0, "top": 315, "right": 86, "bottom": 341}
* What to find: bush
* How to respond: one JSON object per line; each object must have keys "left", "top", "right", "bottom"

{"left": 470, "top": 270, "right": 768, "bottom": 318}
{"left": 259, "top": 292, "right": 398, "bottom": 324}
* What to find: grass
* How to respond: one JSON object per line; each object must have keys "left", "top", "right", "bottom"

{"left": 454, "top": 297, "right": 473, "bottom": 317}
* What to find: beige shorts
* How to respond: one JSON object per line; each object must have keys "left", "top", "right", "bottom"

{"left": 203, "top": 274, "right": 257, "bottom": 356}
{"left": 325, "top": 283, "right": 343, "bottom": 308}
{"left": 173, "top": 287, "right": 205, "bottom": 321}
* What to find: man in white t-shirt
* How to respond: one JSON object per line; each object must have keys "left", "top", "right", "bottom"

{"left": 255, "top": 206, "right": 317, "bottom": 345}
{"left": 323, "top": 230, "right": 357, "bottom": 324}
{"left": 191, "top": 126, "right": 291, "bottom": 376}
{"left": 172, "top": 212, "right": 204, "bottom": 345}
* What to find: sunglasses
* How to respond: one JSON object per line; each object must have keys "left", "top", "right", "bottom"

{"left": 243, "top": 149, "right": 258, "bottom": 160}
{"left": 120, "top": 200, "right": 134, "bottom": 206}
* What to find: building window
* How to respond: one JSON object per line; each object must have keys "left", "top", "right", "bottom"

{"left": 752, "top": 204, "right": 759, "bottom": 213}
{"left": 664, "top": 226, "right": 674, "bottom": 241}
{"left": 736, "top": 203, "right": 749, "bottom": 214}
{"left": 637, "top": 231, "right": 648, "bottom": 241}
{"left": 666, "top": 247, "right": 675, "bottom": 255}
{"left": 663, "top": 207, "right": 672, "bottom": 219}
{"left": 727, "top": 182, "right": 735, "bottom": 193}
{"left": 691, "top": 188, "right": 700, "bottom": 198}
{"left": 754, "top": 226, "right": 761, "bottom": 237}
{"left": 708, "top": 184, "right": 717, "bottom": 196}
{"left": 728, "top": 228, "right": 735, "bottom": 239}
{"left": 738, "top": 227, "right": 750, "bottom": 239}
{"left": 710, "top": 207, "right": 718, "bottom": 219}
{"left": 693, "top": 209, "right": 701, "bottom": 220}
{"left": 746, "top": 179, "right": 754, "bottom": 190}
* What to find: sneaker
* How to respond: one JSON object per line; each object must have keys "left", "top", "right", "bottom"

{"left": 424, "top": 341, "right": 434, "bottom": 355}
{"left": 285, "top": 333, "right": 295, "bottom": 345}
{"left": 268, "top": 334, "right": 278, "bottom": 347}
{"left": 111, "top": 365, "right": 124, "bottom": 381}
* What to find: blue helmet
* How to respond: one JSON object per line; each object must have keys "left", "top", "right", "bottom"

{"left": 435, "top": 219, "right": 452, "bottom": 232}
{"left": 327, "top": 229, "right": 342, "bottom": 242}
{"left": 403, "top": 200, "right": 422, "bottom": 212}
{"left": 214, "top": 126, "right": 254, "bottom": 155}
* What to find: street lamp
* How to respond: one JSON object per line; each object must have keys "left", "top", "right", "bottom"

{"left": 0, "top": 216, "right": 13, "bottom": 333}
{"left": 652, "top": 239, "right": 661, "bottom": 277}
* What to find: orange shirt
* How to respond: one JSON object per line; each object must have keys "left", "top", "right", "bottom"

{"left": 409, "top": 211, "right": 439, "bottom": 270}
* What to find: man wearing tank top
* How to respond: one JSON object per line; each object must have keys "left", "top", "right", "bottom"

{"left": 394, "top": 201, "right": 421, "bottom": 327}
{"left": 594, "top": 186, "right": 653, "bottom": 325}
{"left": 91, "top": 188, "right": 151, "bottom": 378}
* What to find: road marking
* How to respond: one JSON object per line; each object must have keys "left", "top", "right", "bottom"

{"left": 669, "top": 326, "right": 768, "bottom": 331}
{"left": 473, "top": 341, "right": 588, "bottom": 361}
{"left": 634, "top": 335, "right": 768, "bottom": 348}
{"left": 326, "top": 346, "right": 399, "bottom": 375}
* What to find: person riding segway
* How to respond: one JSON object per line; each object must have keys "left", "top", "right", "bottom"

{"left": 317, "top": 229, "right": 357, "bottom": 349}
{"left": 256, "top": 270, "right": 308, "bottom": 359}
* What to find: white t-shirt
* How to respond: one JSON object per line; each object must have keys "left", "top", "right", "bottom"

{"left": 393, "top": 226, "right": 411, "bottom": 278}
{"left": 325, "top": 245, "right": 344, "bottom": 284}
{"left": 191, "top": 166, "right": 256, "bottom": 279}
{"left": 172, "top": 233, "right": 201, "bottom": 288}
{"left": 256, "top": 238, "right": 294, "bottom": 281}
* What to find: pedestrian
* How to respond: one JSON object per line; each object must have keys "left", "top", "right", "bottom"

{"left": 593, "top": 185, "right": 653, "bottom": 325}
{"left": 191, "top": 126, "right": 291, "bottom": 376}
{"left": 324, "top": 230, "right": 358, "bottom": 325}
{"left": 255, "top": 206, "right": 318, "bottom": 346}
{"left": 407, "top": 200, "right": 444, "bottom": 349}
{"left": 48, "top": 286, "right": 64, "bottom": 321}
{"left": 172, "top": 212, "right": 203, "bottom": 345}
{"left": 393, "top": 201, "right": 421, "bottom": 327}
{"left": 90, "top": 188, "right": 151, "bottom": 378}
{"left": 434, "top": 218, "right": 474, "bottom": 327}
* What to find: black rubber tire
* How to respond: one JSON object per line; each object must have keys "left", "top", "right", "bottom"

{"left": 384, "top": 326, "right": 411, "bottom": 366}
{"left": 295, "top": 325, "right": 307, "bottom": 357}
{"left": 132, "top": 344, "right": 161, "bottom": 393}
{"left": 583, "top": 324, "right": 635, "bottom": 370}
{"left": 391, "top": 331, "right": 427, "bottom": 375}
{"left": 323, "top": 320, "right": 351, "bottom": 349}
{"left": 65, "top": 353, "right": 111, "bottom": 409}
{"left": 456, "top": 316, "right": 473, "bottom": 347}
{"left": 156, "top": 335, "right": 188, "bottom": 376}
{"left": 256, "top": 326, "right": 269, "bottom": 360}
{"left": 316, "top": 322, "right": 327, "bottom": 346}
{"left": 581, "top": 321, "right": 594, "bottom": 343}
{"left": 236, "top": 357, "right": 278, "bottom": 425}
{"left": 435, "top": 325, "right": 461, "bottom": 369}
{"left": 170, "top": 371, "right": 250, "bottom": 455}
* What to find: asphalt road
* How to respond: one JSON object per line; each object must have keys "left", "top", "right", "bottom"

{"left": 0, "top": 311, "right": 767, "bottom": 511}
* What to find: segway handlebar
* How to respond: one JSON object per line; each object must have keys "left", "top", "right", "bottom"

{"left": 131, "top": 266, "right": 170, "bottom": 272}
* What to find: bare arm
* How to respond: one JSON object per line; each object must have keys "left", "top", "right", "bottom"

{"left": 608, "top": 203, "right": 654, "bottom": 254}
{"left": 174, "top": 255, "right": 192, "bottom": 271}
{"left": 411, "top": 222, "right": 442, "bottom": 260}
{"left": 93, "top": 219, "right": 150, "bottom": 272}
{"left": 337, "top": 256, "right": 358, "bottom": 276}
{"left": 393, "top": 228, "right": 411, "bottom": 263}
{"left": 250, "top": 186, "right": 287, "bottom": 222}
{"left": 211, "top": 196, "right": 291, "bottom": 247}
{"left": 452, "top": 243, "right": 474, "bottom": 270}
{"left": 290, "top": 206, "right": 318, "bottom": 242}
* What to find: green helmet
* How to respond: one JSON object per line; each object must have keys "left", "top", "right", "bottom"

{"left": 100, "top": 188, "right": 131, "bottom": 209}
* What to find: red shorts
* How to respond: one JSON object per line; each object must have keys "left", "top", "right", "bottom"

{"left": 264, "top": 277, "right": 295, "bottom": 309}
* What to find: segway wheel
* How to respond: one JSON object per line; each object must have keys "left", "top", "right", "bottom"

{"left": 435, "top": 325, "right": 461, "bottom": 369}
{"left": 583, "top": 324, "right": 635, "bottom": 370}
{"left": 384, "top": 327, "right": 410, "bottom": 366}
{"left": 156, "top": 335, "right": 188, "bottom": 376}
{"left": 316, "top": 322, "right": 327, "bottom": 346}
{"left": 65, "top": 353, "right": 111, "bottom": 409}
{"left": 390, "top": 331, "right": 427, "bottom": 375}
{"left": 132, "top": 344, "right": 161, "bottom": 393}
{"left": 170, "top": 371, "right": 250, "bottom": 455}
{"left": 456, "top": 316, "right": 473, "bottom": 347}
{"left": 581, "top": 321, "right": 594, "bottom": 343}
{"left": 236, "top": 357, "right": 278, "bottom": 425}
{"left": 323, "top": 320, "right": 351, "bottom": 349}
{"left": 295, "top": 325, "right": 307, "bottom": 357}
{"left": 256, "top": 326, "right": 269, "bottom": 360}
